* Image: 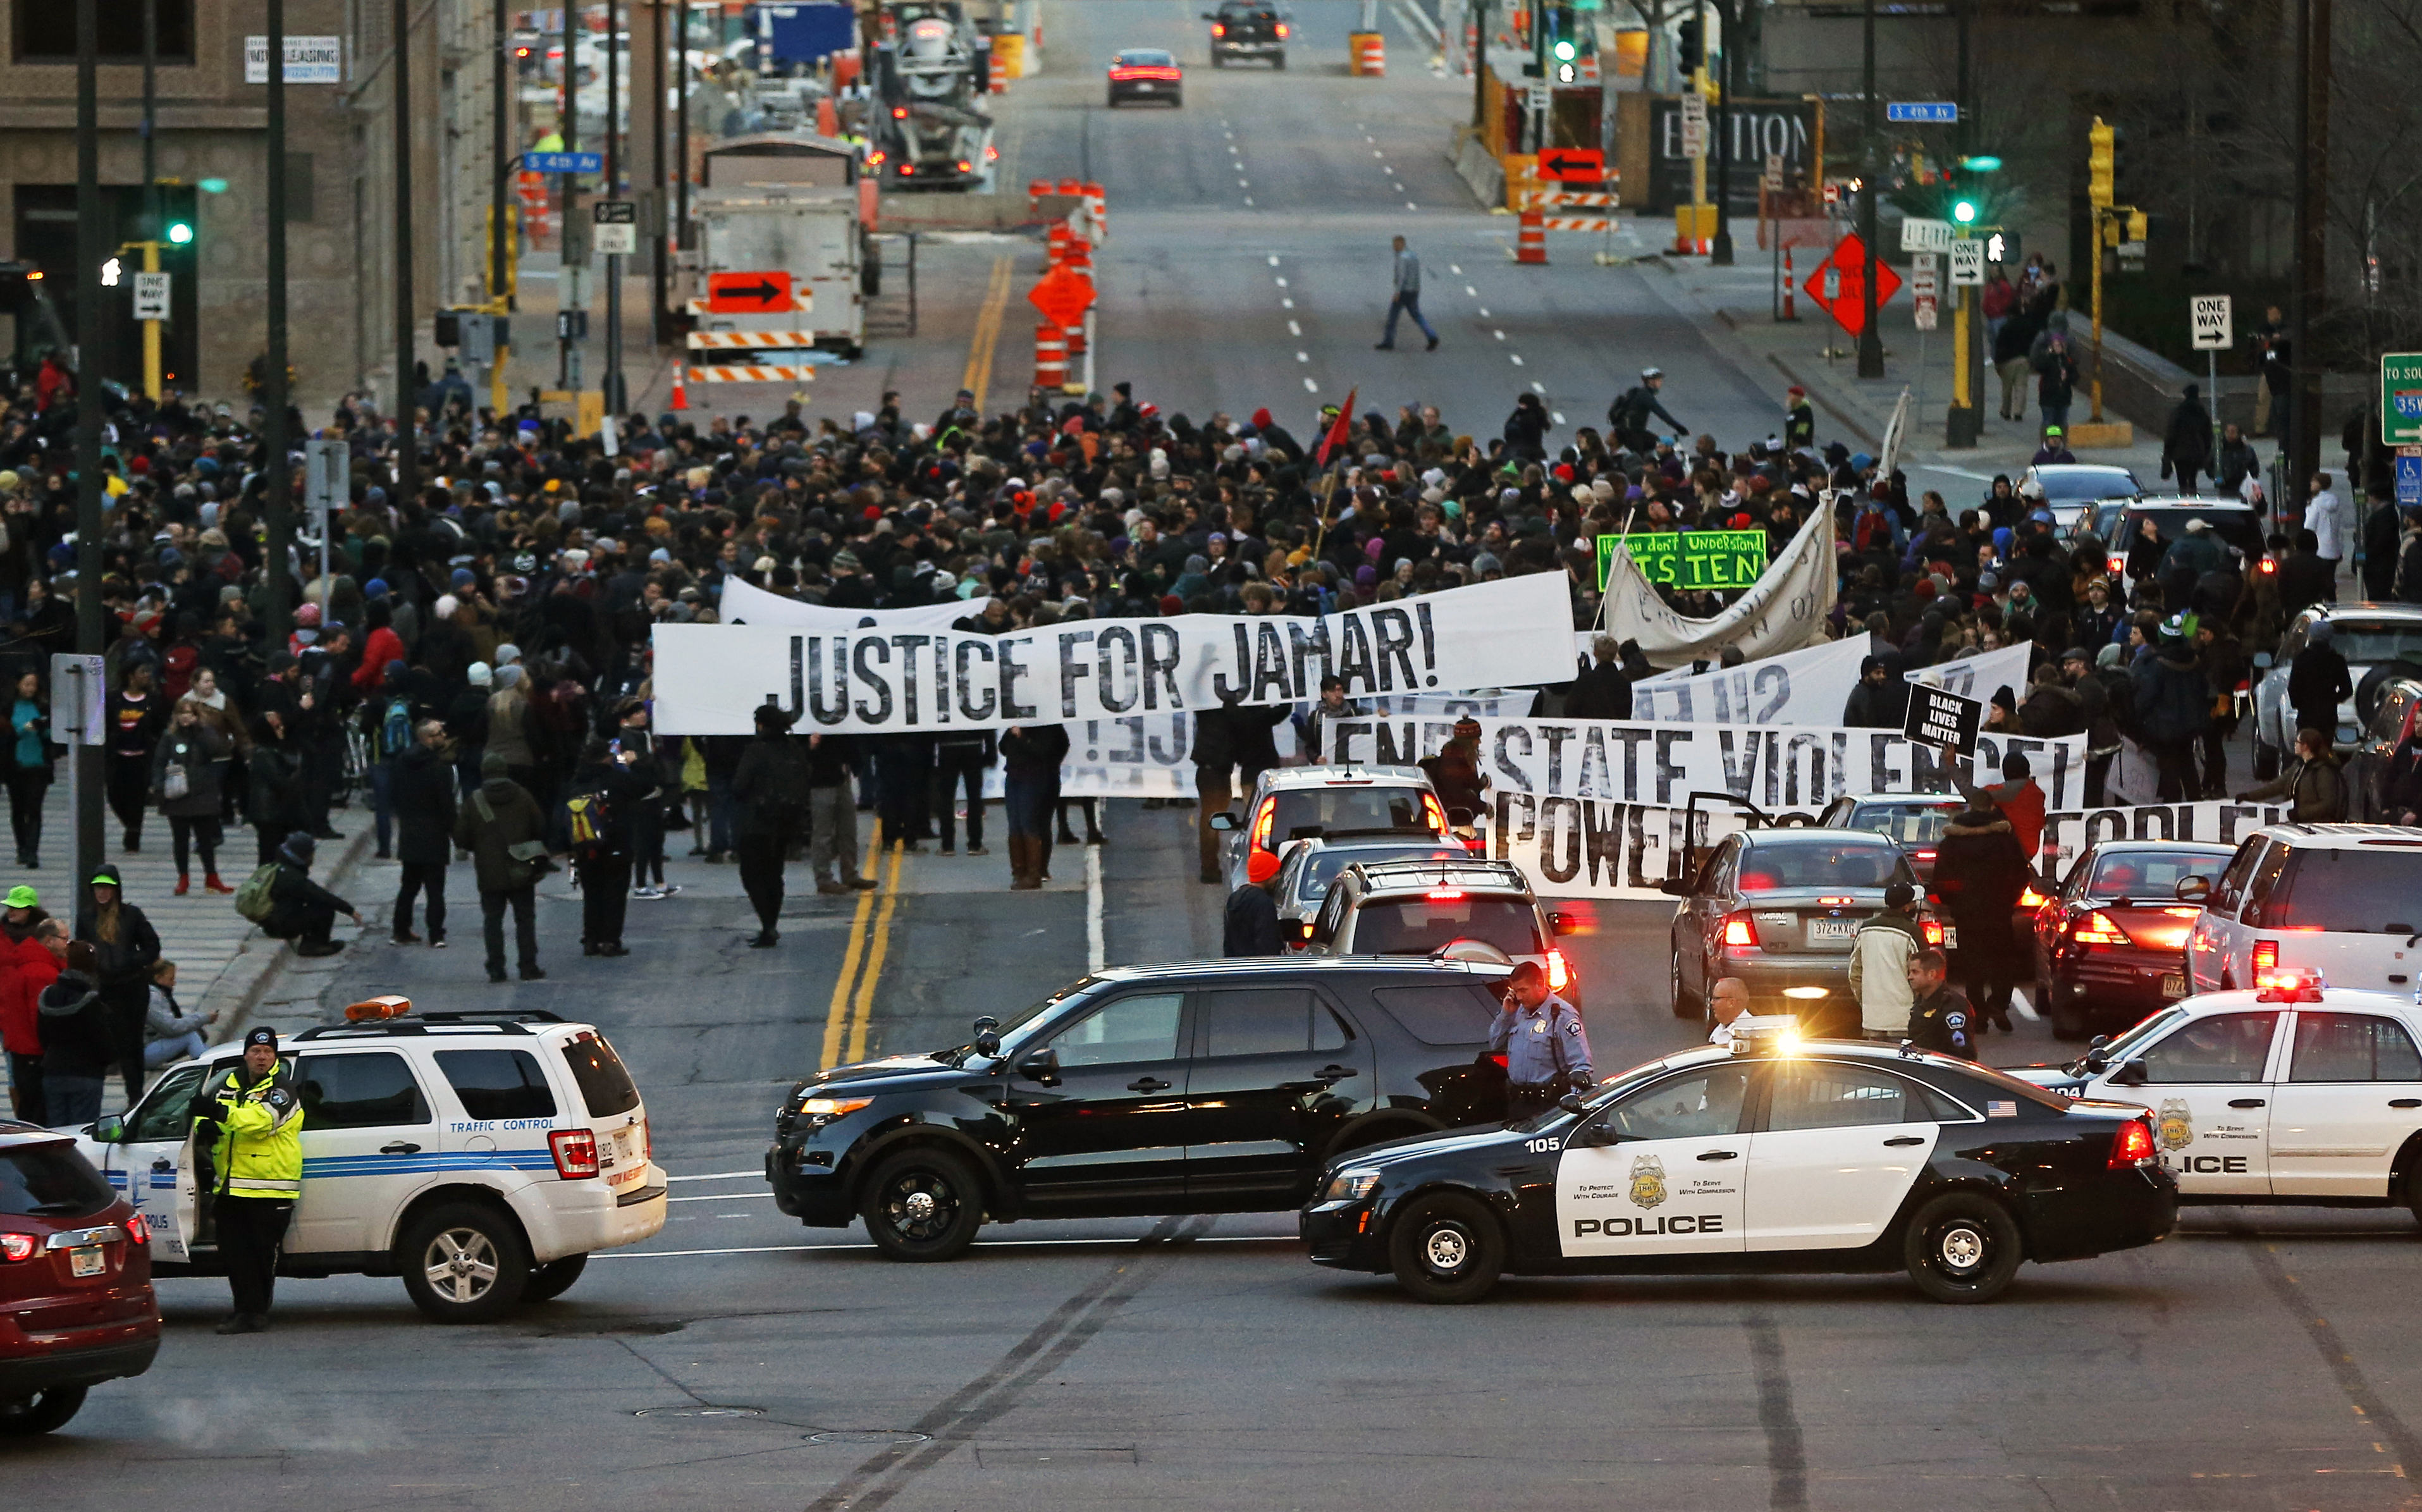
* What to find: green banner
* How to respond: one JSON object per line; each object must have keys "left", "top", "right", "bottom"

{"left": 1596, "top": 529, "right": 1771, "bottom": 592}
{"left": 2384, "top": 353, "right": 2422, "bottom": 446}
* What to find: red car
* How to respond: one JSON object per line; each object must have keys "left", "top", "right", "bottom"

{"left": 2031, "top": 840, "right": 2236, "bottom": 1042}
{"left": 1, "top": 1121, "right": 159, "bottom": 1435}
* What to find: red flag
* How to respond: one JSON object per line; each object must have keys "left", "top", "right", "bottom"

{"left": 1315, "top": 388, "right": 1356, "bottom": 467}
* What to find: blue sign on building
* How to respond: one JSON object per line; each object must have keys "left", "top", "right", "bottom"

{"left": 1884, "top": 102, "right": 1960, "bottom": 124}
{"left": 526, "top": 151, "right": 604, "bottom": 175}
{"left": 2397, "top": 453, "right": 2422, "bottom": 509}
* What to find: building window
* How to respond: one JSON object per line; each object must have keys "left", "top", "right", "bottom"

{"left": 17, "top": 0, "right": 196, "bottom": 64}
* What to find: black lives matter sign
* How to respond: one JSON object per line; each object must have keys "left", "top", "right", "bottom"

{"left": 1904, "top": 683, "right": 1981, "bottom": 756}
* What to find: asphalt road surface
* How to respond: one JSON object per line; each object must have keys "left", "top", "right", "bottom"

{"left": 13, "top": 6, "right": 2421, "bottom": 1503}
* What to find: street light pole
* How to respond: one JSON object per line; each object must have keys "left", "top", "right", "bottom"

{"left": 1855, "top": 0, "right": 1883, "bottom": 378}
{"left": 73, "top": 0, "right": 105, "bottom": 920}
{"left": 1709, "top": 0, "right": 1733, "bottom": 265}
{"left": 605, "top": 0, "right": 624, "bottom": 415}
{"left": 490, "top": 0, "right": 512, "bottom": 417}
{"left": 1943, "top": 0, "right": 1979, "bottom": 446}
{"left": 393, "top": 0, "right": 419, "bottom": 510}
{"left": 649, "top": 0, "right": 667, "bottom": 345}
{"left": 265, "top": 0, "right": 293, "bottom": 637}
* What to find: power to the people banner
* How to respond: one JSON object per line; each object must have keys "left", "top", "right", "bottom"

{"left": 1324, "top": 715, "right": 2086, "bottom": 899}
{"left": 2038, "top": 801, "right": 2285, "bottom": 869}
{"left": 652, "top": 575, "right": 1575, "bottom": 735}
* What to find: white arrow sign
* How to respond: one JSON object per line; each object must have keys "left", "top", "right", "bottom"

{"left": 2190, "top": 293, "right": 2234, "bottom": 352}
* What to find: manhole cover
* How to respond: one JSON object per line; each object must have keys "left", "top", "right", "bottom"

{"left": 808, "top": 1430, "right": 931, "bottom": 1446}
{"left": 634, "top": 1406, "right": 766, "bottom": 1419}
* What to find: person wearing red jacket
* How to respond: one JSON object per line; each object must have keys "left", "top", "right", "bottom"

{"left": 0, "top": 886, "right": 60, "bottom": 1123}
{"left": 350, "top": 598, "right": 408, "bottom": 693}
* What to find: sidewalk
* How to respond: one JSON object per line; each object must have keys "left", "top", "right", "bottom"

{"left": 13, "top": 776, "right": 376, "bottom": 1040}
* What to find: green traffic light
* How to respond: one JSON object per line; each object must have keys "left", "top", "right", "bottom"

{"left": 1552, "top": 39, "right": 1575, "bottom": 59}
{"left": 1960, "top": 155, "right": 2003, "bottom": 173}
{"left": 1952, "top": 200, "right": 1979, "bottom": 224}
{"left": 196, "top": 177, "right": 229, "bottom": 194}
{"left": 166, "top": 221, "right": 194, "bottom": 245}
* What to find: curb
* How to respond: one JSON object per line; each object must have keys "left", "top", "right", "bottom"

{"left": 199, "top": 822, "right": 379, "bottom": 1045}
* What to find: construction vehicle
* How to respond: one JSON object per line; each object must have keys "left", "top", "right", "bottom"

{"left": 691, "top": 134, "right": 866, "bottom": 360}
{"left": 868, "top": 1, "right": 996, "bottom": 190}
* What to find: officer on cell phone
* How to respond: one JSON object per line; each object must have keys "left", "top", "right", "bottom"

{"left": 1490, "top": 960, "right": 1594, "bottom": 1117}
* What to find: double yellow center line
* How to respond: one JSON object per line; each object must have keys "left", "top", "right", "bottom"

{"left": 819, "top": 832, "right": 907, "bottom": 1069}
{"left": 962, "top": 254, "right": 1014, "bottom": 412}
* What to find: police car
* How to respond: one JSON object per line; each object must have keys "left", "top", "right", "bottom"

{"left": 2010, "top": 969, "right": 2422, "bottom": 1221}
{"left": 70, "top": 1000, "right": 667, "bottom": 1322}
{"left": 1301, "top": 1019, "right": 2177, "bottom": 1304}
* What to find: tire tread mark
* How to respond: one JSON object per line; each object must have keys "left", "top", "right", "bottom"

{"left": 2227, "top": 1219, "right": 2422, "bottom": 1484}
{"left": 1745, "top": 1311, "right": 1807, "bottom": 1512}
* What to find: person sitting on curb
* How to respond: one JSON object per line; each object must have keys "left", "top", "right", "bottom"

{"left": 143, "top": 957, "right": 218, "bottom": 1067}
{"left": 260, "top": 833, "right": 363, "bottom": 959}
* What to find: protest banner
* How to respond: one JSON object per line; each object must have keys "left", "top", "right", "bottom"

{"left": 1320, "top": 717, "right": 2086, "bottom": 899}
{"left": 1907, "top": 642, "right": 2032, "bottom": 704}
{"left": 1595, "top": 529, "right": 1771, "bottom": 592}
{"left": 2038, "top": 801, "right": 2284, "bottom": 870}
{"left": 718, "top": 572, "right": 988, "bottom": 632}
{"left": 1600, "top": 507, "right": 1836, "bottom": 668}
{"left": 976, "top": 715, "right": 1195, "bottom": 800}
{"left": 1630, "top": 636, "right": 1872, "bottom": 725}
{"left": 653, "top": 574, "right": 1576, "bottom": 735}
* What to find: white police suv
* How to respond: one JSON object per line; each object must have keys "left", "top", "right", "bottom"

{"left": 73, "top": 1002, "right": 667, "bottom": 1322}
{"left": 2012, "top": 970, "right": 2422, "bottom": 1221}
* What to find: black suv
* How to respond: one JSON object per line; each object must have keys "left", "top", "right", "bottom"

{"left": 1205, "top": 1, "right": 1287, "bottom": 67}
{"left": 768, "top": 959, "right": 1516, "bottom": 1258}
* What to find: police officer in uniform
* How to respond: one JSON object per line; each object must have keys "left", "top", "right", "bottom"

{"left": 192, "top": 1025, "right": 305, "bottom": 1334}
{"left": 1489, "top": 960, "right": 1593, "bottom": 1116}
{"left": 1903, "top": 948, "right": 1977, "bottom": 1060}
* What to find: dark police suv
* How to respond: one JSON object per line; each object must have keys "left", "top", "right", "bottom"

{"left": 1301, "top": 1022, "right": 2178, "bottom": 1304}
{"left": 768, "top": 959, "right": 1516, "bottom": 1258}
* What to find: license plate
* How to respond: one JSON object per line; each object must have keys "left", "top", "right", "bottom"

{"left": 2160, "top": 973, "right": 2185, "bottom": 997}
{"left": 68, "top": 1245, "right": 105, "bottom": 1277}
{"left": 1808, "top": 919, "right": 1859, "bottom": 942}
{"left": 1134, "top": 82, "right": 1153, "bottom": 90}
{"left": 1943, "top": 925, "right": 1959, "bottom": 950}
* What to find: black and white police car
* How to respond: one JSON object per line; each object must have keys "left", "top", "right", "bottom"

{"left": 1302, "top": 1019, "right": 2177, "bottom": 1304}
{"left": 2011, "top": 969, "right": 2422, "bottom": 1222}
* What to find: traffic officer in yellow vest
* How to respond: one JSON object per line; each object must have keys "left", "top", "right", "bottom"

{"left": 192, "top": 1025, "right": 304, "bottom": 1334}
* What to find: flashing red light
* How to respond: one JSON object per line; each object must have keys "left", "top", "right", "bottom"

{"left": 866, "top": 149, "right": 886, "bottom": 166}
{"left": 2108, "top": 1117, "right": 2158, "bottom": 1169}
{"left": 549, "top": 1128, "right": 600, "bottom": 1179}
{"left": 1721, "top": 913, "right": 1759, "bottom": 949}
{"left": 2251, "top": 939, "right": 2278, "bottom": 973}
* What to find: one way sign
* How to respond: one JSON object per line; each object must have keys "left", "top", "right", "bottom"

{"left": 706, "top": 271, "right": 797, "bottom": 313}
{"left": 1537, "top": 147, "right": 1605, "bottom": 183}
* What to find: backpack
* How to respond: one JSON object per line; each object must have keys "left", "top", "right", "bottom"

{"left": 233, "top": 863, "right": 280, "bottom": 925}
{"left": 563, "top": 786, "right": 617, "bottom": 863}
{"left": 379, "top": 696, "right": 411, "bottom": 758}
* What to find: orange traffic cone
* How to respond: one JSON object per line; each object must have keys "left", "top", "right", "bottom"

{"left": 670, "top": 366, "right": 689, "bottom": 410}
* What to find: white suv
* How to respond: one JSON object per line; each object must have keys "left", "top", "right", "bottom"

{"left": 2187, "top": 825, "right": 2422, "bottom": 997}
{"left": 71, "top": 1005, "right": 666, "bottom": 1322}
{"left": 1208, "top": 765, "right": 1449, "bottom": 892}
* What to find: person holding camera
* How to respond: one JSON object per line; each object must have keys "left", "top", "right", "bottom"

{"left": 1489, "top": 960, "right": 1593, "bottom": 1118}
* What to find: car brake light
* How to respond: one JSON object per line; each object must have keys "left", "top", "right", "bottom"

{"left": 1817, "top": 895, "right": 1854, "bottom": 905}
{"left": 1547, "top": 948, "right": 1571, "bottom": 992}
{"left": 126, "top": 1211, "right": 149, "bottom": 1246}
{"left": 1721, "top": 912, "right": 1759, "bottom": 949}
{"left": 0, "top": 1232, "right": 35, "bottom": 1262}
{"left": 867, "top": 149, "right": 886, "bottom": 166}
{"left": 2019, "top": 885, "right": 2050, "bottom": 910}
{"left": 2073, "top": 911, "right": 2131, "bottom": 945}
{"left": 2109, "top": 1117, "right": 2158, "bottom": 1169}
{"left": 985, "top": 144, "right": 1000, "bottom": 161}
{"left": 899, "top": 163, "right": 916, "bottom": 175}
{"left": 1211, "top": 20, "right": 1224, "bottom": 33}
{"left": 1251, "top": 796, "right": 1277, "bottom": 851}
{"left": 2107, "top": 554, "right": 2125, "bottom": 577}
{"left": 1912, "top": 849, "right": 1936, "bottom": 862}
{"left": 2252, "top": 940, "right": 2278, "bottom": 973}
{"left": 1421, "top": 793, "right": 1449, "bottom": 833}
{"left": 1426, "top": 888, "right": 1465, "bottom": 900}
{"left": 1922, "top": 917, "right": 1945, "bottom": 945}
{"left": 548, "top": 1128, "right": 600, "bottom": 1179}
{"left": 2258, "top": 557, "right": 2277, "bottom": 575}
{"left": 957, "top": 159, "right": 971, "bottom": 171}
{"left": 1276, "top": 21, "right": 1289, "bottom": 34}
{"left": 892, "top": 105, "right": 907, "bottom": 118}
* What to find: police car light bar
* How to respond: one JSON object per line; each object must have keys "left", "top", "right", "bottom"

{"left": 2253, "top": 966, "right": 2326, "bottom": 1002}
{"left": 1726, "top": 1015, "right": 1801, "bottom": 1055}
{"left": 345, "top": 995, "right": 414, "bottom": 1022}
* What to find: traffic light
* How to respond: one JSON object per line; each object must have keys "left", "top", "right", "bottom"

{"left": 1676, "top": 16, "right": 1702, "bottom": 73}
{"left": 165, "top": 219, "right": 193, "bottom": 246}
{"left": 2087, "top": 116, "right": 2115, "bottom": 209}
{"left": 1948, "top": 152, "right": 1998, "bottom": 227}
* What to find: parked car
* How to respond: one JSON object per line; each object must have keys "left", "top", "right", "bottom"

{"left": 1296, "top": 856, "right": 1580, "bottom": 1003}
{"left": 2024, "top": 463, "right": 2141, "bottom": 532}
{"left": 2252, "top": 605, "right": 2422, "bottom": 765}
{"left": 2079, "top": 497, "right": 2267, "bottom": 585}
{"left": 2346, "top": 676, "right": 2422, "bottom": 821}
{"left": 1664, "top": 827, "right": 1929, "bottom": 1033}
{"left": 1817, "top": 793, "right": 1967, "bottom": 887}
{"left": 2031, "top": 840, "right": 2236, "bottom": 1040}
{"left": 1269, "top": 837, "right": 1468, "bottom": 943}
{"left": 1204, "top": 0, "right": 1288, "bottom": 66}
{"left": 1, "top": 1121, "right": 158, "bottom": 1435}
{"left": 1105, "top": 47, "right": 1183, "bottom": 106}
{"left": 2185, "top": 825, "right": 2422, "bottom": 999}
{"left": 766, "top": 958, "right": 1520, "bottom": 1259}
{"left": 76, "top": 1002, "right": 665, "bottom": 1322}
{"left": 1209, "top": 764, "right": 1448, "bottom": 892}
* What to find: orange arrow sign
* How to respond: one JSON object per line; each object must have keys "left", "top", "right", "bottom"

{"left": 706, "top": 271, "right": 796, "bottom": 313}
{"left": 1026, "top": 264, "right": 1095, "bottom": 329}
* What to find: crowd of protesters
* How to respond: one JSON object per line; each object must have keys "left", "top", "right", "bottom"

{"left": 0, "top": 353, "right": 2382, "bottom": 1123}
